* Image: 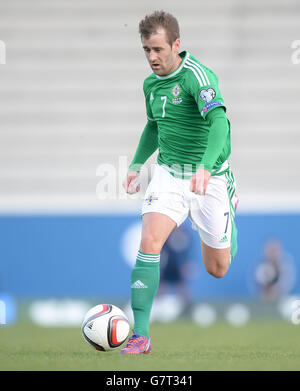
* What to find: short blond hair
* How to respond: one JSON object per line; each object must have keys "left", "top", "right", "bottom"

{"left": 139, "top": 10, "right": 180, "bottom": 46}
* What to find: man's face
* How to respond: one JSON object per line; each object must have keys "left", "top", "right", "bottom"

{"left": 142, "top": 28, "right": 181, "bottom": 76}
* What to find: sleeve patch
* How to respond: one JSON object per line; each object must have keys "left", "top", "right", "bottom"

{"left": 201, "top": 101, "right": 223, "bottom": 116}
{"left": 199, "top": 88, "right": 216, "bottom": 103}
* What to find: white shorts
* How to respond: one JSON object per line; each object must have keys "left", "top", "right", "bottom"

{"left": 141, "top": 162, "right": 238, "bottom": 250}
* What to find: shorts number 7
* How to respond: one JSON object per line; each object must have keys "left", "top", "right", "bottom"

{"left": 224, "top": 212, "right": 229, "bottom": 233}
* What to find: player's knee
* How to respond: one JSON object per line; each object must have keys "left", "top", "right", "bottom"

{"left": 209, "top": 267, "right": 228, "bottom": 279}
{"left": 205, "top": 257, "right": 230, "bottom": 279}
{"left": 140, "top": 232, "right": 163, "bottom": 253}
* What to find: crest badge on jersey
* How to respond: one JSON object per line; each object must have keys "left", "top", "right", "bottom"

{"left": 172, "top": 84, "right": 181, "bottom": 97}
{"left": 171, "top": 84, "right": 183, "bottom": 105}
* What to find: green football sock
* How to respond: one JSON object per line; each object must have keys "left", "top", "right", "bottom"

{"left": 130, "top": 251, "right": 160, "bottom": 338}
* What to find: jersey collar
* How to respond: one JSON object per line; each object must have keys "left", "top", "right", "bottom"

{"left": 155, "top": 51, "right": 190, "bottom": 80}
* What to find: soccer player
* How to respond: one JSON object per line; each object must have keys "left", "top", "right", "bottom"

{"left": 120, "top": 10, "right": 238, "bottom": 355}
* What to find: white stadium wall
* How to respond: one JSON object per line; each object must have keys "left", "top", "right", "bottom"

{"left": 0, "top": 0, "right": 299, "bottom": 214}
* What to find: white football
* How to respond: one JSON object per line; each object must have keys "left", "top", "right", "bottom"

{"left": 81, "top": 304, "right": 130, "bottom": 351}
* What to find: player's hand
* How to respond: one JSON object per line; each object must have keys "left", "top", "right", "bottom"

{"left": 123, "top": 171, "right": 140, "bottom": 194}
{"left": 190, "top": 168, "right": 211, "bottom": 195}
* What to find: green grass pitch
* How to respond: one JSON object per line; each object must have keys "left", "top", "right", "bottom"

{"left": 1, "top": 320, "right": 300, "bottom": 371}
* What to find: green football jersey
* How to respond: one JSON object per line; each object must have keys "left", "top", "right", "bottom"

{"left": 143, "top": 51, "right": 231, "bottom": 173}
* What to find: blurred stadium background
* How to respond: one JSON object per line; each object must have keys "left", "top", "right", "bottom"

{"left": 0, "top": 0, "right": 300, "bottom": 329}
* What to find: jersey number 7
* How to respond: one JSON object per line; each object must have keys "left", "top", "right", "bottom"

{"left": 160, "top": 96, "right": 167, "bottom": 118}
